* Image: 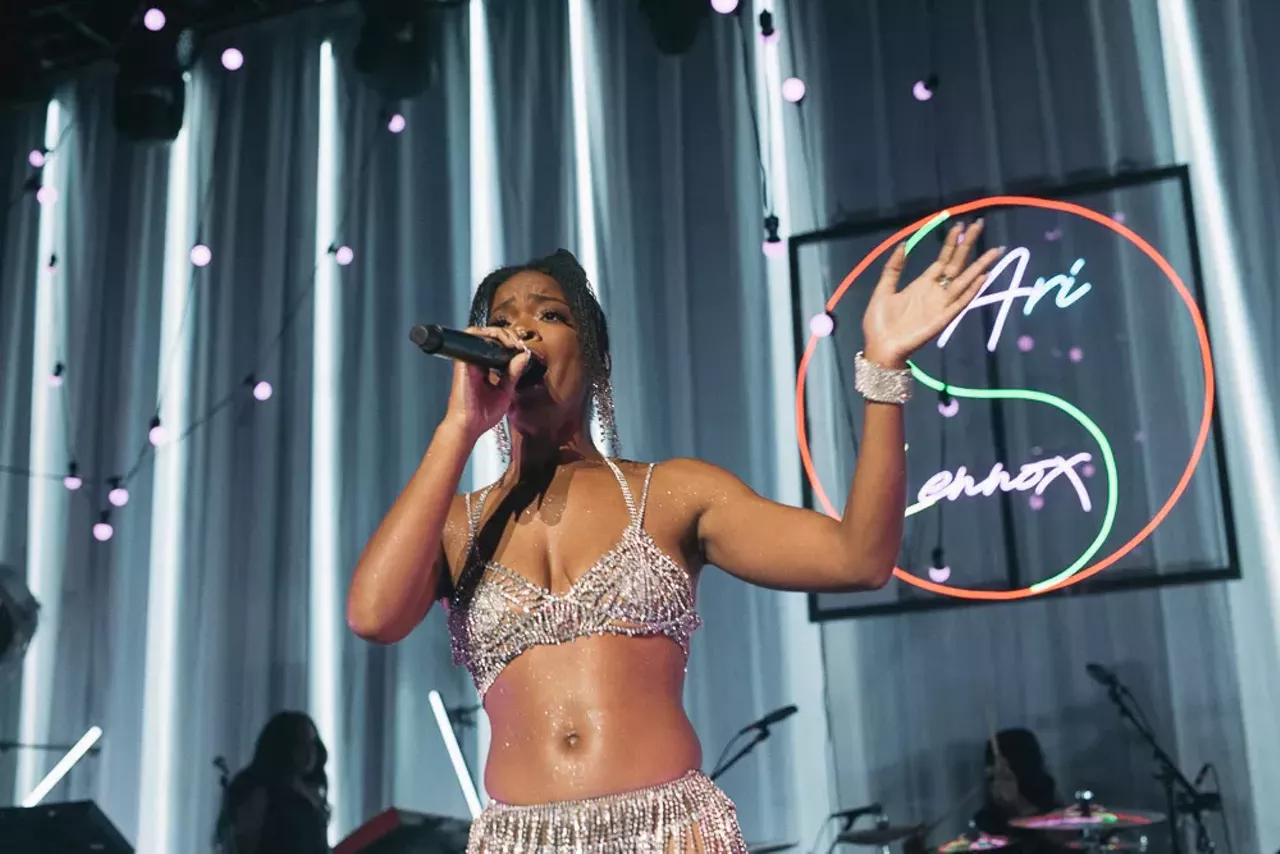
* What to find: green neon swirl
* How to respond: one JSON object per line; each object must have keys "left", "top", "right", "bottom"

{"left": 900, "top": 215, "right": 1117, "bottom": 592}
{"left": 904, "top": 366, "right": 1119, "bottom": 592}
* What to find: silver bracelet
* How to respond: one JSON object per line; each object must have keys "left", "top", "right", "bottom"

{"left": 854, "top": 351, "right": 913, "bottom": 404}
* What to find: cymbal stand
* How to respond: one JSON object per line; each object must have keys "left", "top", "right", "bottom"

{"left": 1100, "top": 682, "right": 1219, "bottom": 854}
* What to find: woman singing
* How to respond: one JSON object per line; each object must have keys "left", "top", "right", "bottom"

{"left": 348, "top": 221, "right": 1002, "bottom": 851}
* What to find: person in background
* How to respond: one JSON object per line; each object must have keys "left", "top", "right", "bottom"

{"left": 215, "top": 711, "right": 330, "bottom": 854}
{"left": 973, "top": 728, "right": 1061, "bottom": 836}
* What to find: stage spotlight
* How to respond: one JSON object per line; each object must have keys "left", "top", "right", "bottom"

{"left": 354, "top": 0, "right": 442, "bottom": 100}
{"left": 0, "top": 565, "right": 40, "bottom": 677}
{"left": 640, "top": 0, "right": 710, "bottom": 55}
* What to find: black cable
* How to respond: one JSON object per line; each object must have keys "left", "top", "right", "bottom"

{"left": 734, "top": 12, "right": 770, "bottom": 214}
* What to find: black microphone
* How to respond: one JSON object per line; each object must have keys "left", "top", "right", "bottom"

{"left": 738, "top": 704, "right": 798, "bottom": 734}
{"left": 410, "top": 324, "right": 514, "bottom": 371}
{"left": 1086, "top": 662, "right": 1119, "bottom": 688}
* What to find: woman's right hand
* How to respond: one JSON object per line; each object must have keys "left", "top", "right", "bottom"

{"left": 442, "top": 326, "right": 533, "bottom": 440}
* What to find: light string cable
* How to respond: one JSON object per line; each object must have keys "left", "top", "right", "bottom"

{"left": 0, "top": 61, "right": 389, "bottom": 527}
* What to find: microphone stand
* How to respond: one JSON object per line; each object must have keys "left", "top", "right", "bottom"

{"left": 710, "top": 727, "right": 771, "bottom": 782}
{"left": 1099, "top": 682, "right": 1219, "bottom": 854}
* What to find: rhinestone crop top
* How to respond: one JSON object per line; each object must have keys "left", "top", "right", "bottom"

{"left": 445, "top": 459, "right": 702, "bottom": 698}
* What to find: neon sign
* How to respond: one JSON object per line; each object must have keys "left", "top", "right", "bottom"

{"left": 795, "top": 196, "right": 1217, "bottom": 601}
{"left": 937, "top": 247, "right": 1093, "bottom": 351}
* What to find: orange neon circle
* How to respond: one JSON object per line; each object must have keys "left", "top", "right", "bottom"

{"left": 795, "top": 195, "right": 1216, "bottom": 600}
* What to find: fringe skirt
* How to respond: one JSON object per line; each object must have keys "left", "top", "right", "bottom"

{"left": 465, "top": 770, "right": 748, "bottom": 853}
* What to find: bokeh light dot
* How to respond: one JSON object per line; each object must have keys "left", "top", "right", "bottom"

{"left": 190, "top": 244, "right": 212, "bottom": 266}
{"left": 762, "top": 239, "right": 785, "bottom": 259}
{"left": 28, "top": 149, "right": 46, "bottom": 168}
{"left": 1068, "top": 346, "right": 1084, "bottom": 362}
{"left": 808, "top": 312, "right": 834, "bottom": 338}
{"left": 1017, "top": 334, "right": 1034, "bottom": 352}
{"left": 109, "top": 487, "right": 130, "bottom": 507}
{"left": 1028, "top": 495, "right": 1045, "bottom": 510}
{"left": 222, "top": 48, "right": 244, "bottom": 71}
{"left": 253, "top": 381, "right": 273, "bottom": 401}
{"left": 912, "top": 80, "right": 934, "bottom": 101}
{"left": 781, "top": 77, "right": 806, "bottom": 103}
{"left": 144, "top": 8, "right": 166, "bottom": 31}
{"left": 1082, "top": 463, "right": 1096, "bottom": 478}
{"left": 36, "top": 186, "right": 57, "bottom": 205}
{"left": 93, "top": 522, "right": 115, "bottom": 542}
{"left": 334, "top": 245, "right": 354, "bottom": 266}
{"left": 388, "top": 113, "right": 406, "bottom": 133}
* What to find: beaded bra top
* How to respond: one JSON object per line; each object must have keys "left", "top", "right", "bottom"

{"left": 446, "top": 459, "right": 702, "bottom": 698}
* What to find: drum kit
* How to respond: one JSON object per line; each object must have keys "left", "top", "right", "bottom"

{"left": 833, "top": 790, "right": 1164, "bottom": 854}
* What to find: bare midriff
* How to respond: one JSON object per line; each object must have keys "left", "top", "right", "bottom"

{"left": 481, "top": 633, "right": 701, "bottom": 805}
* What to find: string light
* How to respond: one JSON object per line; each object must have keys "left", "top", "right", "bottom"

{"left": 148, "top": 416, "right": 168, "bottom": 447}
{"left": 221, "top": 48, "right": 244, "bottom": 71}
{"left": 28, "top": 149, "right": 46, "bottom": 168}
{"left": 781, "top": 77, "right": 806, "bottom": 103}
{"left": 36, "top": 186, "right": 57, "bottom": 205}
{"left": 710, "top": 0, "right": 739, "bottom": 12}
{"left": 92, "top": 513, "right": 114, "bottom": 542}
{"left": 808, "top": 312, "right": 834, "bottom": 338}
{"left": 48, "top": 362, "right": 65, "bottom": 388}
{"left": 143, "top": 8, "right": 166, "bottom": 32}
{"left": 334, "top": 245, "right": 354, "bottom": 266}
{"left": 108, "top": 478, "right": 130, "bottom": 507}
{"left": 252, "top": 381, "right": 273, "bottom": 402}
{"left": 762, "top": 214, "right": 784, "bottom": 258}
{"left": 63, "top": 463, "right": 82, "bottom": 491}
{"left": 913, "top": 74, "right": 939, "bottom": 102}
{"left": 189, "top": 243, "right": 212, "bottom": 267}
{"left": 387, "top": 113, "right": 406, "bottom": 133}
{"left": 758, "top": 10, "right": 778, "bottom": 44}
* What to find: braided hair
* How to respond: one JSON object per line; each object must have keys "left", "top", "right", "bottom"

{"left": 468, "top": 249, "right": 619, "bottom": 453}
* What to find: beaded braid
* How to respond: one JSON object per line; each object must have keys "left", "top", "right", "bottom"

{"left": 467, "top": 249, "right": 620, "bottom": 458}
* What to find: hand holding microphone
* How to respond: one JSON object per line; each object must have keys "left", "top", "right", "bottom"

{"left": 411, "top": 324, "right": 537, "bottom": 441}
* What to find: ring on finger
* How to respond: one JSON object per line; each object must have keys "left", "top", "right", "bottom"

{"left": 937, "top": 275, "right": 953, "bottom": 289}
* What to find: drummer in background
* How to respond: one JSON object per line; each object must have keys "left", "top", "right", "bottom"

{"left": 973, "top": 729, "right": 1061, "bottom": 836}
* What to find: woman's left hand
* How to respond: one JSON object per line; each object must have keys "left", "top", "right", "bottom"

{"left": 861, "top": 219, "right": 1005, "bottom": 368}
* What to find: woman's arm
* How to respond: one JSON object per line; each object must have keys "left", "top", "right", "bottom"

{"left": 346, "top": 422, "right": 474, "bottom": 643}
{"left": 681, "top": 221, "right": 1002, "bottom": 592}
{"left": 231, "top": 788, "right": 268, "bottom": 854}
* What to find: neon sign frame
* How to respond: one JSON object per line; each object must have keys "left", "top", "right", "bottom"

{"left": 789, "top": 167, "right": 1231, "bottom": 615}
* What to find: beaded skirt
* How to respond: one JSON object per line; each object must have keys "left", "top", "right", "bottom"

{"left": 466, "top": 770, "right": 747, "bottom": 853}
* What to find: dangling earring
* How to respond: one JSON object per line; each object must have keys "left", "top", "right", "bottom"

{"left": 593, "top": 376, "right": 620, "bottom": 458}
{"left": 493, "top": 419, "right": 511, "bottom": 462}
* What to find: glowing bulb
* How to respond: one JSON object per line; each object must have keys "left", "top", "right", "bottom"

{"left": 1082, "top": 463, "right": 1096, "bottom": 478}
{"left": 808, "top": 312, "right": 834, "bottom": 338}
{"left": 36, "top": 186, "right": 57, "bottom": 205}
{"left": 1017, "top": 334, "right": 1034, "bottom": 352}
{"left": 1112, "top": 211, "right": 1126, "bottom": 224}
{"left": 762, "top": 238, "right": 785, "bottom": 259}
{"left": 144, "top": 8, "right": 166, "bottom": 31}
{"left": 149, "top": 418, "right": 168, "bottom": 447}
{"left": 1029, "top": 495, "right": 1045, "bottom": 510}
{"left": 938, "top": 398, "right": 959, "bottom": 418}
{"left": 760, "top": 29, "right": 779, "bottom": 45}
{"left": 928, "top": 564, "right": 951, "bottom": 582}
{"left": 1045, "top": 228, "right": 1063, "bottom": 241}
{"left": 28, "top": 149, "right": 46, "bottom": 168}
{"left": 388, "top": 113, "right": 406, "bottom": 133}
{"left": 109, "top": 487, "right": 130, "bottom": 507}
{"left": 63, "top": 474, "right": 82, "bottom": 491}
{"left": 711, "top": 0, "right": 739, "bottom": 12}
{"left": 912, "top": 80, "right": 934, "bottom": 101}
{"left": 253, "top": 381, "right": 273, "bottom": 401}
{"left": 48, "top": 363, "right": 65, "bottom": 388}
{"left": 1068, "top": 346, "right": 1083, "bottom": 362}
{"left": 222, "top": 48, "right": 244, "bottom": 71}
{"left": 781, "top": 77, "right": 806, "bottom": 103}
{"left": 334, "top": 245, "right": 354, "bottom": 266}
{"left": 190, "top": 244, "right": 212, "bottom": 267}
{"left": 93, "top": 521, "right": 114, "bottom": 542}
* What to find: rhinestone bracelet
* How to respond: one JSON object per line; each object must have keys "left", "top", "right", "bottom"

{"left": 855, "top": 351, "right": 913, "bottom": 404}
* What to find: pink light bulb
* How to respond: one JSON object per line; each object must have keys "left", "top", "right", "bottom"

{"left": 334, "top": 245, "right": 354, "bottom": 266}
{"left": 1017, "top": 334, "right": 1034, "bottom": 353}
{"left": 48, "top": 373, "right": 64, "bottom": 388}
{"left": 253, "top": 381, "right": 273, "bottom": 401}
{"left": 781, "top": 77, "right": 806, "bottom": 103}
{"left": 144, "top": 8, "right": 166, "bottom": 31}
{"left": 710, "top": 0, "right": 739, "bottom": 12}
{"left": 1029, "top": 495, "right": 1045, "bottom": 510}
{"left": 93, "top": 521, "right": 115, "bottom": 542}
{"left": 28, "top": 149, "right": 46, "bottom": 168}
{"left": 222, "top": 48, "right": 244, "bottom": 71}
{"left": 912, "top": 80, "right": 934, "bottom": 101}
{"left": 190, "top": 244, "right": 212, "bottom": 267}
{"left": 109, "top": 487, "right": 130, "bottom": 507}
{"left": 762, "top": 238, "right": 785, "bottom": 259}
{"left": 808, "top": 312, "right": 834, "bottom": 338}
{"left": 36, "top": 186, "right": 57, "bottom": 205}
{"left": 64, "top": 474, "right": 83, "bottom": 491}
{"left": 1068, "top": 346, "right": 1083, "bottom": 362}
{"left": 388, "top": 114, "right": 406, "bottom": 133}
{"left": 938, "top": 398, "right": 959, "bottom": 418}
{"left": 1082, "top": 463, "right": 1096, "bottom": 478}
{"left": 150, "top": 424, "right": 169, "bottom": 446}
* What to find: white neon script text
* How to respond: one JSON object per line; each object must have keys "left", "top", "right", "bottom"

{"left": 937, "top": 247, "right": 1092, "bottom": 351}
{"left": 917, "top": 452, "right": 1094, "bottom": 512}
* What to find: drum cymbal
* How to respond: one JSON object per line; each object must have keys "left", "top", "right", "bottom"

{"left": 1009, "top": 806, "right": 1165, "bottom": 831}
{"left": 938, "top": 833, "right": 1012, "bottom": 853}
{"left": 837, "top": 825, "right": 926, "bottom": 846}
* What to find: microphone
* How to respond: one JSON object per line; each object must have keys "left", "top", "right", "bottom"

{"left": 738, "top": 704, "right": 798, "bottom": 734}
{"left": 410, "top": 324, "right": 514, "bottom": 371}
{"left": 1085, "top": 662, "right": 1119, "bottom": 688}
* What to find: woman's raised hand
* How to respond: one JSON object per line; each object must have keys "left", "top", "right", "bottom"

{"left": 442, "top": 326, "right": 533, "bottom": 440}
